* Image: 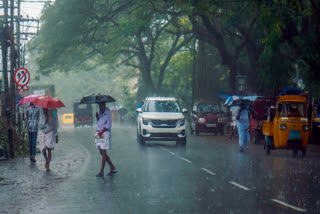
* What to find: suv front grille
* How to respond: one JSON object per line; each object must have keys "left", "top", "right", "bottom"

{"left": 206, "top": 119, "right": 217, "bottom": 123}
{"left": 151, "top": 119, "right": 178, "bottom": 128}
{"left": 151, "top": 133, "right": 178, "bottom": 137}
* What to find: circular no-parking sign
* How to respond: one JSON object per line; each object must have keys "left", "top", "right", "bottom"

{"left": 14, "top": 67, "right": 30, "bottom": 91}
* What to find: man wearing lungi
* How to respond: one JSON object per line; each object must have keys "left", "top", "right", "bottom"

{"left": 95, "top": 103, "right": 117, "bottom": 177}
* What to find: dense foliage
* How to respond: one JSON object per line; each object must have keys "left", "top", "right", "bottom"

{"left": 29, "top": 0, "right": 320, "bottom": 114}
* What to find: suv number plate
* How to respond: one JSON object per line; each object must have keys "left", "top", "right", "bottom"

{"left": 207, "top": 124, "right": 216, "bottom": 127}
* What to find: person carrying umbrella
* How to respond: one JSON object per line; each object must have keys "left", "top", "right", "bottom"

{"left": 95, "top": 102, "right": 117, "bottom": 177}
{"left": 80, "top": 94, "right": 117, "bottom": 177}
{"left": 26, "top": 102, "right": 40, "bottom": 162}
{"left": 32, "top": 96, "right": 65, "bottom": 171}
{"left": 236, "top": 103, "right": 250, "bottom": 152}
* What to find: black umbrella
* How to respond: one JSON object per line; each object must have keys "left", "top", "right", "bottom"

{"left": 80, "top": 94, "right": 116, "bottom": 104}
{"left": 118, "top": 108, "right": 128, "bottom": 115}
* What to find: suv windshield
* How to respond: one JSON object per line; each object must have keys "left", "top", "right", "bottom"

{"left": 279, "top": 102, "right": 307, "bottom": 117}
{"left": 145, "top": 100, "right": 181, "bottom": 112}
{"left": 197, "top": 104, "right": 220, "bottom": 114}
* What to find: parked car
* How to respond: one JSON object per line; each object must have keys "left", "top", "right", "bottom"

{"left": 190, "top": 102, "right": 227, "bottom": 136}
{"left": 136, "top": 97, "right": 187, "bottom": 145}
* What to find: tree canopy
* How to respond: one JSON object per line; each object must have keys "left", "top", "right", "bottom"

{"left": 31, "top": 0, "right": 320, "bottom": 102}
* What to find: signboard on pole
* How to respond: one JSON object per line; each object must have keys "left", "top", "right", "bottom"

{"left": 14, "top": 67, "right": 30, "bottom": 91}
{"left": 236, "top": 75, "right": 247, "bottom": 95}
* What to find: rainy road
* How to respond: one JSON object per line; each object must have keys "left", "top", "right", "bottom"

{"left": 1, "top": 125, "right": 320, "bottom": 214}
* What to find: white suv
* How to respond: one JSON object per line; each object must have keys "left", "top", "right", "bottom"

{"left": 136, "top": 97, "right": 187, "bottom": 145}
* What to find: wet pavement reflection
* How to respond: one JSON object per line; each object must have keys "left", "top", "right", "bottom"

{"left": 1, "top": 125, "right": 320, "bottom": 213}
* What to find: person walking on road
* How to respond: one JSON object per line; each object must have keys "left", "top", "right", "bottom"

{"left": 236, "top": 103, "right": 250, "bottom": 152}
{"left": 26, "top": 103, "right": 40, "bottom": 162}
{"left": 40, "top": 108, "right": 59, "bottom": 171}
{"left": 95, "top": 102, "right": 117, "bottom": 177}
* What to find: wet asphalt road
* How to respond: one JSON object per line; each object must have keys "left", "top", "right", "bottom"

{"left": 1, "top": 124, "right": 320, "bottom": 214}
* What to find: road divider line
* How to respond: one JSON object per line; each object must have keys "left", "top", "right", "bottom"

{"left": 201, "top": 168, "right": 216, "bottom": 176}
{"left": 179, "top": 157, "right": 192, "bottom": 164}
{"left": 271, "top": 199, "right": 307, "bottom": 212}
{"left": 229, "top": 181, "right": 250, "bottom": 191}
{"left": 160, "top": 147, "right": 175, "bottom": 155}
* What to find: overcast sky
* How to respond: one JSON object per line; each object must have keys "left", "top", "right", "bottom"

{"left": 20, "top": 0, "right": 54, "bottom": 19}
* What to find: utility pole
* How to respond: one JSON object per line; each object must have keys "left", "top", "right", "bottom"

{"left": 17, "top": 0, "right": 21, "bottom": 131}
{"left": 17, "top": 0, "right": 21, "bottom": 68}
{"left": 1, "top": 0, "right": 43, "bottom": 158}
{"left": 7, "top": 0, "right": 16, "bottom": 158}
{"left": 9, "top": 0, "right": 16, "bottom": 122}
{"left": 1, "top": 0, "right": 15, "bottom": 158}
{"left": 191, "top": 38, "right": 196, "bottom": 107}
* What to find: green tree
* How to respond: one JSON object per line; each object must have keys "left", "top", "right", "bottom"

{"left": 33, "top": 0, "right": 194, "bottom": 98}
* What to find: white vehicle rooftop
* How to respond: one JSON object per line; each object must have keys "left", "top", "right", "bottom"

{"left": 145, "top": 97, "right": 178, "bottom": 101}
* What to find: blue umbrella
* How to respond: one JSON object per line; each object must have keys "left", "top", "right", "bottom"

{"left": 224, "top": 95, "right": 241, "bottom": 106}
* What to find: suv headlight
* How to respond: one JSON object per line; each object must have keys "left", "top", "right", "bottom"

{"left": 142, "top": 118, "right": 150, "bottom": 125}
{"left": 198, "top": 118, "right": 206, "bottom": 123}
{"left": 177, "top": 119, "right": 185, "bottom": 126}
{"left": 303, "top": 125, "right": 309, "bottom": 131}
{"left": 279, "top": 124, "right": 287, "bottom": 130}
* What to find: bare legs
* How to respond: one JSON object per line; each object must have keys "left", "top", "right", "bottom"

{"left": 96, "top": 149, "right": 116, "bottom": 177}
{"left": 42, "top": 148, "right": 52, "bottom": 171}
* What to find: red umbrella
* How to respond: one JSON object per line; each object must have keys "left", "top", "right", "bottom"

{"left": 32, "top": 96, "right": 65, "bottom": 109}
{"left": 18, "top": 95, "right": 42, "bottom": 105}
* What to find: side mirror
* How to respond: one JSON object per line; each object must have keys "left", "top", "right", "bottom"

{"left": 136, "top": 108, "right": 142, "bottom": 113}
{"left": 182, "top": 108, "right": 188, "bottom": 113}
{"left": 192, "top": 110, "right": 196, "bottom": 114}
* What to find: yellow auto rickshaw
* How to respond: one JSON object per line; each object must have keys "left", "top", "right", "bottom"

{"left": 262, "top": 93, "right": 310, "bottom": 157}
{"left": 62, "top": 113, "right": 74, "bottom": 125}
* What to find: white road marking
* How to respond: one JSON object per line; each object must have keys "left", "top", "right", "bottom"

{"left": 160, "top": 147, "right": 175, "bottom": 155}
{"left": 201, "top": 168, "right": 216, "bottom": 176}
{"left": 229, "top": 181, "right": 250, "bottom": 191}
{"left": 179, "top": 157, "right": 192, "bottom": 164}
{"left": 271, "top": 199, "right": 307, "bottom": 212}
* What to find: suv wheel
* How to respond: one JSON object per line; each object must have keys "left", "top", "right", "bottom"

{"left": 190, "top": 124, "right": 194, "bottom": 135}
{"left": 220, "top": 126, "right": 224, "bottom": 136}
{"left": 140, "top": 136, "right": 145, "bottom": 144}
{"left": 177, "top": 137, "right": 186, "bottom": 146}
{"left": 196, "top": 125, "right": 200, "bottom": 136}
{"left": 137, "top": 129, "right": 145, "bottom": 145}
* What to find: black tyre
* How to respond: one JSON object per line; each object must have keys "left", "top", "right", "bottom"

{"left": 292, "top": 146, "right": 298, "bottom": 157}
{"left": 178, "top": 137, "right": 187, "bottom": 146}
{"left": 196, "top": 125, "right": 199, "bottom": 136}
{"left": 220, "top": 126, "right": 224, "bottom": 136}
{"left": 136, "top": 129, "right": 145, "bottom": 145}
{"left": 140, "top": 136, "right": 145, "bottom": 144}
{"left": 136, "top": 129, "right": 140, "bottom": 143}
{"left": 301, "top": 147, "right": 307, "bottom": 157}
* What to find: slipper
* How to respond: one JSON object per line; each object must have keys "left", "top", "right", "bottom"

{"left": 96, "top": 173, "right": 104, "bottom": 177}
{"left": 107, "top": 170, "right": 117, "bottom": 176}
